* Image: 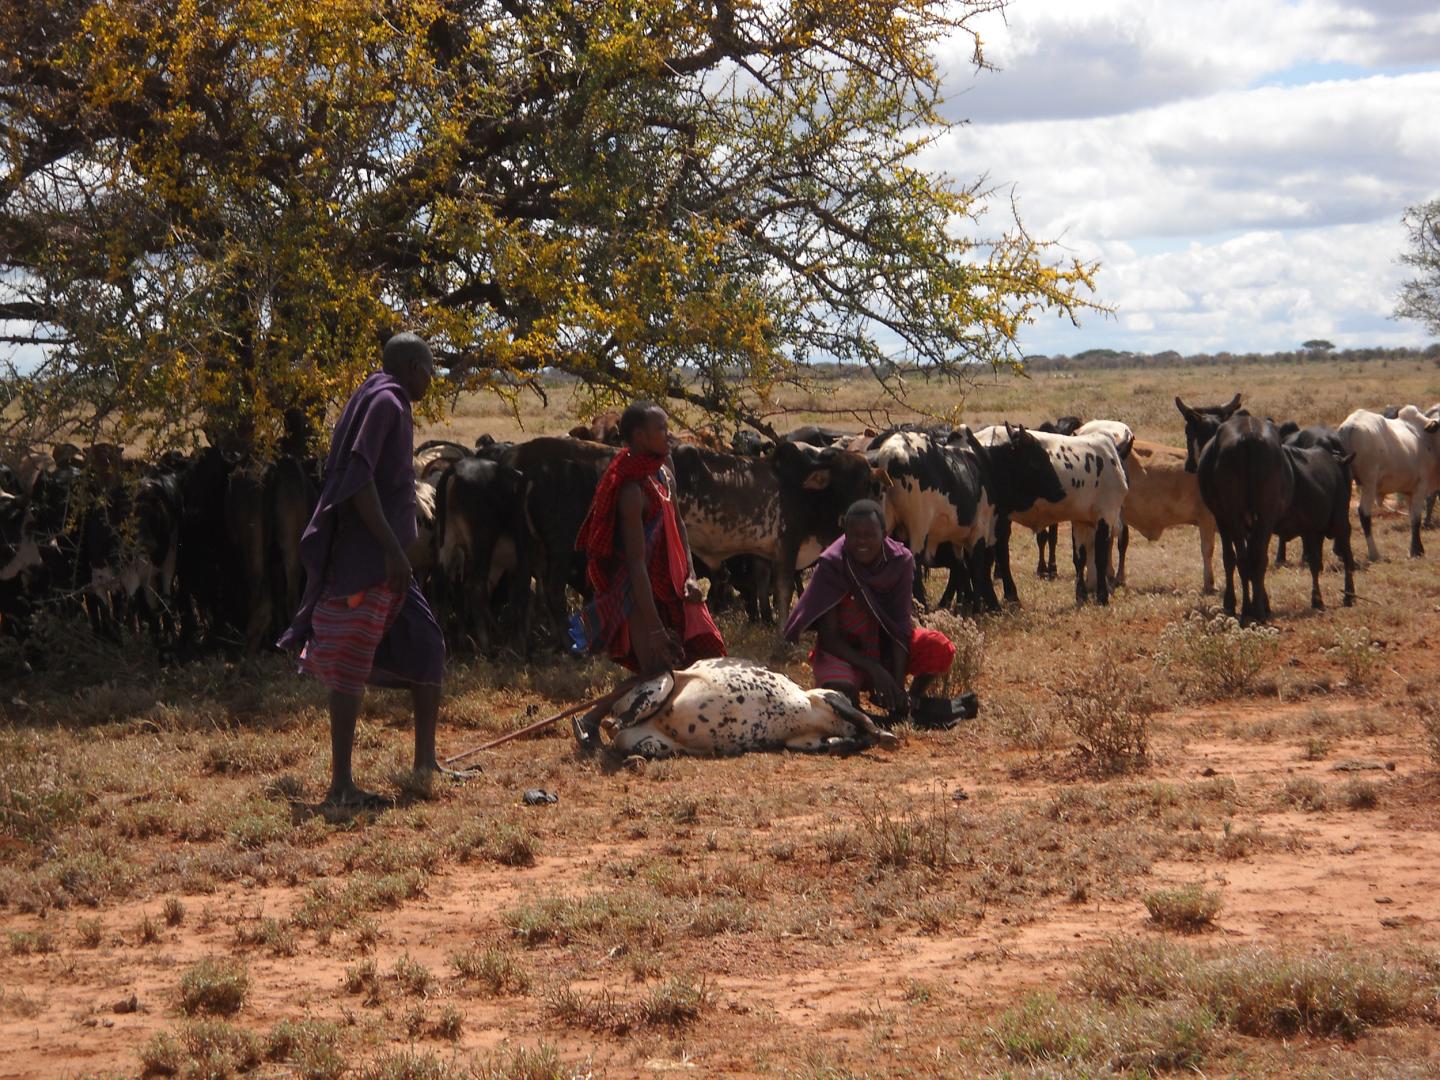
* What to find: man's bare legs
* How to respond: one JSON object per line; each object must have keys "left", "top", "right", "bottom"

{"left": 325, "top": 683, "right": 474, "bottom": 809}
{"left": 413, "top": 682, "right": 477, "bottom": 780}
{"left": 325, "top": 689, "right": 379, "bottom": 808}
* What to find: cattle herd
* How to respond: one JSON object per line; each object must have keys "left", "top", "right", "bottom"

{"left": 2, "top": 394, "right": 1438, "bottom": 669}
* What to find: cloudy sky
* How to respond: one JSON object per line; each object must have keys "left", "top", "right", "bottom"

{"left": 926, "top": 0, "right": 1440, "bottom": 356}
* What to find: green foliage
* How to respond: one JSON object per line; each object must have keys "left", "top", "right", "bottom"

{"left": 0, "top": 0, "right": 1097, "bottom": 452}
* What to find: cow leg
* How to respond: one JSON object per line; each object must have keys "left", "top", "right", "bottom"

{"left": 1249, "top": 530, "right": 1273, "bottom": 623}
{"left": 610, "top": 724, "right": 680, "bottom": 759}
{"left": 1427, "top": 491, "right": 1438, "bottom": 529}
{"left": 772, "top": 558, "right": 794, "bottom": 626}
{"left": 1071, "top": 524, "right": 1091, "bottom": 604}
{"left": 1409, "top": 491, "right": 1425, "bottom": 557}
{"left": 1336, "top": 528, "right": 1357, "bottom": 607}
{"left": 757, "top": 559, "right": 776, "bottom": 624}
{"left": 972, "top": 541, "right": 1001, "bottom": 613}
{"left": 1356, "top": 484, "right": 1380, "bottom": 562}
{"left": 1274, "top": 538, "right": 1288, "bottom": 568}
{"left": 1199, "top": 522, "right": 1217, "bottom": 595}
{"left": 1034, "top": 527, "right": 1048, "bottom": 578}
{"left": 992, "top": 517, "right": 1018, "bottom": 605}
{"left": 1115, "top": 522, "right": 1129, "bottom": 587}
{"left": 1094, "top": 520, "right": 1112, "bottom": 606}
{"left": 1302, "top": 534, "right": 1324, "bottom": 609}
{"left": 1220, "top": 535, "right": 1238, "bottom": 616}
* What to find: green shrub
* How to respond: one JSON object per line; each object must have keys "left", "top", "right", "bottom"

{"left": 1154, "top": 611, "right": 1279, "bottom": 699}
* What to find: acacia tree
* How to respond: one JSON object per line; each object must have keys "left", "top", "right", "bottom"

{"left": 1396, "top": 198, "right": 1440, "bottom": 337}
{"left": 1, "top": 0, "right": 1098, "bottom": 453}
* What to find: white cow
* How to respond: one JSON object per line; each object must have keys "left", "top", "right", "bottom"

{"left": 1075, "top": 419, "right": 1134, "bottom": 460}
{"left": 603, "top": 658, "right": 900, "bottom": 758}
{"left": 1337, "top": 406, "right": 1440, "bottom": 560}
{"left": 975, "top": 425, "right": 1128, "bottom": 604}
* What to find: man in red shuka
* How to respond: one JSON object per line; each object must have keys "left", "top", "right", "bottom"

{"left": 568, "top": 401, "right": 726, "bottom": 750}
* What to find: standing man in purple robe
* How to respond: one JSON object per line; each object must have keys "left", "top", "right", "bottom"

{"left": 279, "top": 332, "right": 472, "bottom": 811}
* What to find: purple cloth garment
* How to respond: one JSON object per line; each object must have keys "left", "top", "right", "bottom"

{"left": 783, "top": 534, "right": 915, "bottom": 650}
{"left": 278, "top": 371, "right": 442, "bottom": 687}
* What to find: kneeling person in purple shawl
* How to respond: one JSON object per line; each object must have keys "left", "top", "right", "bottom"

{"left": 783, "top": 500, "right": 956, "bottom": 718}
{"left": 278, "top": 333, "right": 473, "bottom": 812}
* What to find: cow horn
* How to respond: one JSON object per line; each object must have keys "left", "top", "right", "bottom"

{"left": 1220, "top": 392, "right": 1242, "bottom": 419}
{"left": 1175, "top": 396, "right": 1200, "bottom": 423}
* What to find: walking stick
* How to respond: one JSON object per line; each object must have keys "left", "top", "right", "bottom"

{"left": 442, "top": 675, "right": 645, "bottom": 766}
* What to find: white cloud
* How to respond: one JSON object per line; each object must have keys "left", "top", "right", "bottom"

{"left": 924, "top": 3, "right": 1440, "bottom": 357}
{"left": 942, "top": 0, "right": 1440, "bottom": 122}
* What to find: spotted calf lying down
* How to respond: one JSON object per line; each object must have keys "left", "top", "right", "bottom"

{"left": 601, "top": 657, "right": 900, "bottom": 758}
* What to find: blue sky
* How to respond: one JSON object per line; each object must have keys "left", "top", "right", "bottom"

{"left": 928, "top": 0, "right": 1440, "bottom": 356}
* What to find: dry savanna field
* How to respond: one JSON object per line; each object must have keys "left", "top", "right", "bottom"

{"left": 5, "top": 357, "right": 1440, "bottom": 1079}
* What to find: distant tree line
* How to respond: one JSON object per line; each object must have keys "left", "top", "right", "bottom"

{"left": 1017, "top": 344, "right": 1440, "bottom": 373}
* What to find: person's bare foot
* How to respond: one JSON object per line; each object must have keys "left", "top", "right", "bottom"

{"left": 415, "top": 762, "right": 480, "bottom": 783}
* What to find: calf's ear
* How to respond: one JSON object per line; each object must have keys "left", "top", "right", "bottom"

{"left": 870, "top": 467, "right": 892, "bottom": 489}
{"left": 1426, "top": 419, "right": 1440, "bottom": 433}
{"left": 802, "top": 469, "right": 832, "bottom": 491}
{"left": 1175, "top": 396, "right": 1202, "bottom": 424}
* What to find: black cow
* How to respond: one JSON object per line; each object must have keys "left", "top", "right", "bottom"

{"left": 1273, "top": 441, "right": 1357, "bottom": 610}
{"left": 1176, "top": 394, "right": 1291, "bottom": 623}
{"left": 779, "top": 425, "right": 850, "bottom": 448}
{"left": 671, "top": 441, "right": 878, "bottom": 623}
{"left": 1271, "top": 425, "right": 1342, "bottom": 567}
{"left": 1032, "top": 416, "right": 1084, "bottom": 579}
{"left": 433, "top": 456, "right": 528, "bottom": 653}
{"left": 498, "top": 437, "right": 618, "bottom": 644}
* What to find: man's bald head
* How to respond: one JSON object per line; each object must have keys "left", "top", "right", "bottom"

{"left": 382, "top": 332, "right": 435, "bottom": 401}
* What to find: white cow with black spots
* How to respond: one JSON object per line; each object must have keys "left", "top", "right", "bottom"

{"left": 976, "top": 425, "right": 1128, "bottom": 604}
{"left": 602, "top": 657, "right": 900, "bottom": 758}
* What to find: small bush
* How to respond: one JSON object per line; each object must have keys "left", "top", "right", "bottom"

{"left": 1328, "top": 626, "right": 1382, "bottom": 689}
{"left": 1052, "top": 653, "right": 1152, "bottom": 772}
{"left": 1417, "top": 699, "right": 1440, "bottom": 769}
{"left": 392, "top": 954, "right": 433, "bottom": 997}
{"left": 1341, "top": 779, "right": 1381, "bottom": 810}
{"left": 140, "top": 1019, "right": 262, "bottom": 1078}
{"left": 359, "top": 1050, "right": 461, "bottom": 1080}
{"left": 178, "top": 957, "right": 249, "bottom": 1017}
{"left": 853, "top": 797, "right": 955, "bottom": 872}
{"left": 163, "top": 897, "right": 186, "bottom": 926}
{"left": 987, "top": 991, "right": 1214, "bottom": 1073}
{"left": 1154, "top": 611, "right": 1279, "bottom": 699}
{"left": 264, "top": 1018, "right": 346, "bottom": 1079}
{"left": 234, "top": 916, "right": 297, "bottom": 957}
{"left": 450, "top": 820, "right": 539, "bottom": 867}
{"left": 434, "top": 1004, "right": 464, "bottom": 1041}
{"left": 474, "top": 1043, "right": 569, "bottom": 1080}
{"left": 1281, "top": 777, "right": 1328, "bottom": 811}
{"left": 637, "top": 975, "right": 714, "bottom": 1028}
{"left": 1143, "top": 884, "right": 1222, "bottom": 932}
{"left": 75, "top": 917, "right": 103, "bottom": 948}
{"left": 1077, "top": 939, "right": 1422, "bottom": 1040}
{"left": 1301, "top": 735, "right": 1330, "bottom": 761}
{"left": 7, "top": 929, "right": 55, "bottom": 955}
{"left": 138, "top": 912, "right": 162, "bottom": 945}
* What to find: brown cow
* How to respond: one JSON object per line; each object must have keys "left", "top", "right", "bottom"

{"left": 1118, "top": 439, "right": 1217, "bottom": 593}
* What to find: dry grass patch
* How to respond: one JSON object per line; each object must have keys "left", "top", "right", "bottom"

{"left": 233, "top": 915, "right": 297, "bottom": 956}
{"left": 6, "top": 928, "right": 55, "bottom": 955}
{"left": 1078, "top": 938, "right": 1428, "bottom": 1040}
{"left": 1341, "top": 779, "right": 1382, "bottom": 809}
{"left": 543, "top": 974, "right": 713, "bottom": 1035}
{"left": 1143, "top": 883, "right": 1223, "bottom": 932}
{"left": 987, "top": 991, "right": 1216, "bottom": 1074}
{"left": 473, "top": 1043, "right": 571, "bottom": 1080}
{"left": 140, "top": 1019, "right": 262, "bottom": 1078}
{"left": 177, "top": 956, "right": 249, "bottom": 1017}
{"left": 1281, "top": 776, "right": 1329, "bottom": 811}
{"left": 263, "top": 1018, "right": 347, "bottom": 1080}
{"left": 1051, "top": 653, "right": 1153, "bottom": 773}
{"left": 392, "top": 954, "right": 434, "bottom": 997}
